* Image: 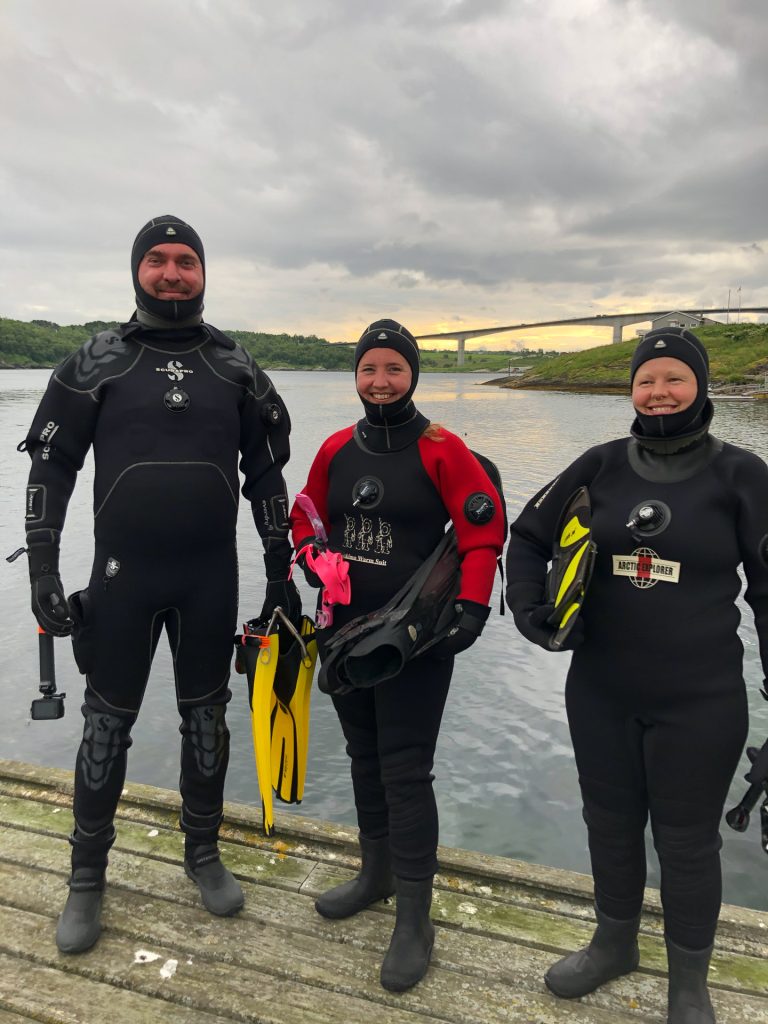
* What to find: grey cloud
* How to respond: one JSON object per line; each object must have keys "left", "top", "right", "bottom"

{"left": 2, "top": 0, "right": 767, "bottom": 341}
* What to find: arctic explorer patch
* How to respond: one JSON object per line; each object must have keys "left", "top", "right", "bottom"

{"left": 612, "top": 548, "right": 680, "bottom": 588}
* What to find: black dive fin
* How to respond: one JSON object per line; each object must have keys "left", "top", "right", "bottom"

{"left": 318, "top": 529, "right": 460, "bottom": 693}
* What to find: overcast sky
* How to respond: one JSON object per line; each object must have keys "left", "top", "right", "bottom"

{"left": 2, "top": 0, "right": 766, "bottom": 350}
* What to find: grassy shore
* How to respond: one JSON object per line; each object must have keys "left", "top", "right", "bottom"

{"left": 502, "top": 323, "right": 768, "bottom": 393}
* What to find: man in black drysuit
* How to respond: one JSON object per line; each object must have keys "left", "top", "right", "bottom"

{"left": 21, "top": 215, "right": 300, "bottom": 953}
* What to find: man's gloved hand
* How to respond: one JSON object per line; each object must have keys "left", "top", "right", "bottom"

{"left": 27, "top": 531, "right": 72, "bottom": 637}
{"left": 509, "top": 582, "right": 584, "bottom": 652}
{"left": 432, "top": 599, "right": 490, "bottom": 659}
{"left": 261, "top": 547, "right": 303, "bottom": 624}
{"left": 259, "top": 578, "right": 302, "bottom": 625}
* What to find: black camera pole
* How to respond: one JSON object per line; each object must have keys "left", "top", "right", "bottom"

{"left": 30, "top": 627, "right": 66, "bottom": 720}
{"left": 725, "top": 737, "right": 768, "bottom": 854}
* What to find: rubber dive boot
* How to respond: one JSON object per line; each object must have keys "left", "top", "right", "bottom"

{"left": 56, "top": 867, "right": 106, "bottom": 954}
{"left": 184, "top": 843, "right": 244, "bottom": 916}
{"left": 665, "top": 938, "right": 715, "bottom": 1024}
{"left": 545, "top": 906, "right": 641, "bottom": 998}
{"left": 316, "top": 834, "right": 395, "bottom": 919}
{"left": 380, "top": 876, "right": 436, "bottom": 992}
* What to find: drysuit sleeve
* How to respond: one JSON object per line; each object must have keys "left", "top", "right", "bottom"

{"left": 505, "top": 447, "right": 602, "bottom": 611}
{"left": 418, "top": 432, "right": 505, "bottom": 605}
{"left": 239, "top": 364, "right": 295, "bottom": 578}
{"left": 731, "top": 449, "right": 768, "bottom": 681}
{"left": 23, "top": 361, "right": 102, "bottom": 542}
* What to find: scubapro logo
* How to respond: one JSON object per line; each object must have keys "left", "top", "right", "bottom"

{"left": 612, "top": 547, "right": 680, "bottom": 588}
{"left": 38, "top": 420, "right": 58, "bottom": 443}
{"left": 156, "top": 360, "right": 194, "bottom": 382}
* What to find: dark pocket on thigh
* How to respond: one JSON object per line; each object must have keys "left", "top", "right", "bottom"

{"left": 68, "top": 588, "right": 95, "bottom": 675}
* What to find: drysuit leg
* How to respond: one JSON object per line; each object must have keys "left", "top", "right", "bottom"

{"left": 333, "top": 655, "right": 453, "bottom": 879}
{"left": 332, "top": 689, "right": 389, "bottom": 840}
{"left": 164, "top": 564, "right": 237, "bottom": 852}
{"left": 178, "top": 702, "right": 231, "bottom": 849}
{"left": 70, "top": 558, "right": 171, "bottom": 872}
{"left": 644, "top": 685, "right": 748, "bottom": 951}
{"left": 583, "top": 797, "right": 649, "bottom": 921}
{"left": 566, "top": 675, "right": 651, "bottom": 919}
{"left": 71, "top": 701, "right": 137, "bottom": 872}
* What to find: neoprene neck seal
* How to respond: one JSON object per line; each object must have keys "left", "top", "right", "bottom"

{"left": 631, "top": 400, "right": 714, "bottom": 455}
{"left": 356, "top": 405, "right": 430, "bottom": 453}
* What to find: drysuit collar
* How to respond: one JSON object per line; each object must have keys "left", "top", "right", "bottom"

{"left": 356, "top": 403, "right": 430, "bottom": 453}
{"left": 135, "top": 307, "right": 205, "bottom": 329}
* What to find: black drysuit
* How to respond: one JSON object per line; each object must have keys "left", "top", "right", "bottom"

{"left": 506, "top": 429, "right": 768, "bottom": 949}
{"left": 24, "top": 322, "right": 293, "bottom": 860}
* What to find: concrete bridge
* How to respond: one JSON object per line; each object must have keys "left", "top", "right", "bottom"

{"left": 416, "top": 308, "right": 768, "bottom": 366}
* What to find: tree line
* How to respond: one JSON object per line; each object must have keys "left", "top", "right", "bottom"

{"left": 0, "top": 317, "right": 355, "bottom": 370}
{"left": 0, "top": 317, "right": 535, "bottom": 372}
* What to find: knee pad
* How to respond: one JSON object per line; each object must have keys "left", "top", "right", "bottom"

{"left": 180, "top": 704, "right": 230, "bottom": 778}
{"left": 78, "top": 706, "right": 135, "bottom": 793}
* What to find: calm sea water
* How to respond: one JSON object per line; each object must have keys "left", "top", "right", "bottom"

{"left": 2, "top": 368, "right": 768, "bottom": 910}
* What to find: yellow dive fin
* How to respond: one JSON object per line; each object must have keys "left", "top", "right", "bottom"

{"left": 545, "top": 486, "right": 597, "bottom": 651}
{"left": 271, "top": 615, "right": 318, "bottom": 804}
{"left": 236, "top": 609, "right": 317, "bottom": 835}
{"left": 236, "top": 627, "right": 278, "bottom": 836}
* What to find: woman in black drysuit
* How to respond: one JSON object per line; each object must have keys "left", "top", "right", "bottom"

{"left": 505, "top": 327, "right": 768, "bottom": 1024}
{"left": 290, "top": 320, "right": 505, "bottom": 992}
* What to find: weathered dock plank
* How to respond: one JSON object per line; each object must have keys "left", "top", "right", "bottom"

{"left": 0, "top": 950, "right": 234, "bottom": 1024}
{"left": 0, "top": 757, "right": 766, "bottom": 1024}
{"left": 0, "top": 1010, "right": 41, "bottom": 1024}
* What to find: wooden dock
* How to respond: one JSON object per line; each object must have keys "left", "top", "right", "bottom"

{"left": 0, "top": 757, "right": 766, "bottom": 1024}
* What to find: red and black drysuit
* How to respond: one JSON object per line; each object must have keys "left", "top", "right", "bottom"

{"left": 23, "top": 321, "right": 294, "bottom": 867}
{"left": 291, "top": 420, "right": 504, "bottom": 879}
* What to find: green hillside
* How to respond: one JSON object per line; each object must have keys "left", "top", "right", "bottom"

{"left": 504, "top": 323, "right": 768, "bottom": 392}
{"left": 0, "top": 317, "right": 540, "bottom": 373}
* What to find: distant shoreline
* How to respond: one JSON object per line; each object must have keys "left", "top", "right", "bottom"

{"left": 494, "top": 380, "right": 764, "bottom": 400}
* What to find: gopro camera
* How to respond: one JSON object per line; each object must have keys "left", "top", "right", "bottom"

{"left": 31, "top": 693, "right": 66, "bottom": 720}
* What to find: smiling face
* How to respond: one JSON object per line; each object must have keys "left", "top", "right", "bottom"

{"left": 137, "top": 242, "right": 204, "bottom": 301}
{"left": 355, "top": 347, "right": 413, "bottom": 404}
{"left": 631, "top": 356, "right": 698, "bottom": 416}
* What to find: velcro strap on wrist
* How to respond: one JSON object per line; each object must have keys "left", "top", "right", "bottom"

{"left": 455, "top": 601, "right": 490, "bottom": 636}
